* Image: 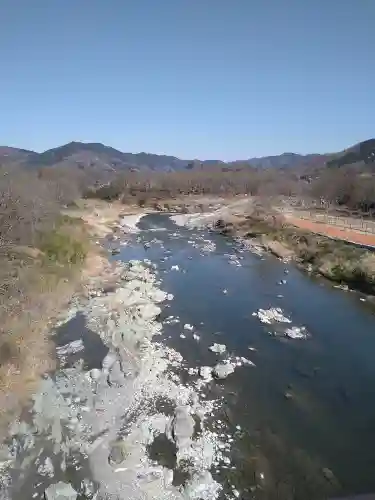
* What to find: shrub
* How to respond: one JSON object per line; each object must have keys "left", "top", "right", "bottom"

{"left": 38, "top": 228, "right": 87, "bottom": 265}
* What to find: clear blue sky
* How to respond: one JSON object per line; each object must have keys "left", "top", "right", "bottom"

{"left": 0, "top": 0, "right": 373, "bottom": 160}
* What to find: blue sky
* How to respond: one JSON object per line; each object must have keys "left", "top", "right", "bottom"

{"left": 0, "top": 0, "right": 373, "bottom": 160}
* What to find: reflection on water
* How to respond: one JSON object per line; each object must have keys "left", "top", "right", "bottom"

{"left": 115, "top": 214, "right": 375, "bottom": 499}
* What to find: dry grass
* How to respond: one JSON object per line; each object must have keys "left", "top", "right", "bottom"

{"left": 0, "top": 202, "right": 124, "bottom": 431}
{"left": 0, "top": 256, "right": 77, "bottom": 426}
{"left": 66, "top": 199, "right": 137, "bottom": 237}
{"left": 213, "top": 203, "right": 375, "bottom": 293}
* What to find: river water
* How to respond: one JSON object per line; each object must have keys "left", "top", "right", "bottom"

{"left": 115, "top": 213, "right": 375, "bottom": 499}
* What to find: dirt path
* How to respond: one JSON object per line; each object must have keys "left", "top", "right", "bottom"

{"left": 285, "top": 215, "right": 375, "bottom": 247}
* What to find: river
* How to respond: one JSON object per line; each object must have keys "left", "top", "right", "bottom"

{"left": 116, "top": 213, "right": 375, "bottom": 499}
{"left": 4, "top": 212, "right": 375, "bottom": 500}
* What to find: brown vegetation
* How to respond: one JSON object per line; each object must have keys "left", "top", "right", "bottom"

{"left": 1, "top": 148, "right": 375, "bottom": 427}
{"left": 0, "top": 166, "right": 93, "bottom": 427}
{"left": 213, "top": 205, "right": 375, "bottom": 293}
{"left": 83, "top": 164, "right": 375, "bottom": 292}
{"left": 84, "top": 161, "right": 375, "bottom": 216}
{"left": 83, "top": 167, "right": 303, "bottom": 204}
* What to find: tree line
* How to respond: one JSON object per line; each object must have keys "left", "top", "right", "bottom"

{"left": 84, "top": 162, "right": 375, "bottom": 213}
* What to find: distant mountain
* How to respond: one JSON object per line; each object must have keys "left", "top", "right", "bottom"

{"left": 326, "top": 139, "right": 375, "bottom": 168}
{"left": 1, "top": 140, "right": 372, "bottom": 178}
{"left": 0, "top": 146, "right": 37, "bottom": 167}
{"left": 2, "top": 141, "right": 329, "bottom": 174}
{"left": 18, "top": 141, "right": 190, "bottom": 175}
{"left": 240, "top": 152, "right": 328, "bottom": 170}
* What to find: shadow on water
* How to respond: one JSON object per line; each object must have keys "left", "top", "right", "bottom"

{"left": 9, "top": 313, "right": 107, "bottom": 500}
{"left": 54, "top": 313, "right": 109, "bottom": 370}
{"left": 116, "top": 213, "right": 375, "bottom": 499}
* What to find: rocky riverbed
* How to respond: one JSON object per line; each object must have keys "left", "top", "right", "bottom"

{"left": 0, "top": 217, "right": 237, "bottom": 500}
{"left": 3, "top": 210, "right": 375, "bottom": 500}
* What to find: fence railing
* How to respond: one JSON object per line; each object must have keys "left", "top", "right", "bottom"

{"left": 281, "top": 208, "right": 375, "bottom": 235}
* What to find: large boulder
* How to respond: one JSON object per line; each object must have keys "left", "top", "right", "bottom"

{"left": 183, "top": 471, "right": 221, "bottom": 499}
{"left": 44, "top": 482, "right": 77, "bottom": 500}
{"left": 107, "top": 361, "right": 126, "bottom": 387}
{"left": 170, "top": 406, "right": 195, "bottom": 450}
{"left": 213, "top": 363, "right": 235, "bottom": 379}
{"left": 209, "top": 343, "right": 226, "bottom": 354}
{"left": 199, "top": 366, "right": 213, "bottom": 380}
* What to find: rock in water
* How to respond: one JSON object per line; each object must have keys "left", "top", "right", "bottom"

{"left": 89, "top": 368, "right": 101, "bottom": 381}
{"left": 213, "top": 363, "right": 235, "bottom": 379}
{"left": 44, "top": 482, "right": 77, "bottom": 500}
{"left": 199, "top": 366, "right": 213, "bottom": 380}
{"left": 184, "top": 470, "right": 221, "bottom": 499}
{"left": 284, "top": 326, "right": 308, "bottom": 339}
{"left": 171, "top": 406, "right": 195, "bottom": 450}
{"left": 209, "top": 343, "right": 226, "bottom": 354}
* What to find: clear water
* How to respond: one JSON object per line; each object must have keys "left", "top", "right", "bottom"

{"left": 115, "top": 213, "right": 375, "bottom": 499}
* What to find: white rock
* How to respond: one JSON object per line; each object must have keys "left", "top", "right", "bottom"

{"left": 56, "top": 339, "right": 84, "bottom": 357}
{"left": 102, "top": 352, "right": 117, "bottom": 373}
{"left": 184, "top": 471, "right": 222, "bottom": 500}
{"left": 120, "top": 214, "right": 144, "bottom": 233}
{"left": 44, "top": 481, "right": 77, "bottom": 500}
{"left": 209, "top": 343, "right": 226, "bottom": 354}
{"left": 38, "top": 456, "right": 54, "bottom": 477}
{"left": 240, "top": 357, "right": 256, "bottom": 366}
{"left": 199, "top": 366, "right": 213, "bottom": 380}
{"left": 188, "top": 367, "right": 198, "bottom": 375}
{"left": 213, "top": 363, "right": 235, "bottom": 379}
{"left": 284, "top": 326, "right": 308, "bottom": 339}
{"left": 184, "top": 323, "right": 194, "bottom": 331}
{"left": 170, "top": 406, "right": 195, "bottom": 450}
{"left": 107, "top": 361, "right": 126, "bottom": 387}
{"left": 164, "top": 468, "right": 174, "bottom": 487}
{"left": 252, "top": 307, "right": 291, "bottom": 324}
{"left": 171, "top": 265, "right": 180, "bottom": 271}
{"left": 193, "top": 334, "right": 200, "bottom": 341}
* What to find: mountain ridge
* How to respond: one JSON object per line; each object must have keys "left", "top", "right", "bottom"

{"left": 1, "top": 139, "right": 373, "bottom": 175}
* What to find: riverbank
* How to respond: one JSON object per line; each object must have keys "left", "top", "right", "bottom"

{"left": 167, "top": 199, "right": 375, "bottom": 295}
{"left": 5, "top": 209, "right": 375, "bottom": 498}
{"left": 217, "top": 213, "right": 375, "bottom": 295}
{"left": 0, "top": 199, "right": 134, "bottom": 433}
{"left": 0, "top": 208, "right": 230, "bottom": 500}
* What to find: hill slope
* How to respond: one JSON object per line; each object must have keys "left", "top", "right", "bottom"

{"left": 326, "top": 139, "right": 375, "bottom": 168}
{"left": 1, "top": 139, "right": 373, "bottom": 176}
{"left": 0, "top": 146, "right": 37, "bottom": 167}
{"left": 23, "top": 142, "right": 188, "bottom": 173}
{"left": 244, "top": 152, "right": 328, "bottom": 170}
